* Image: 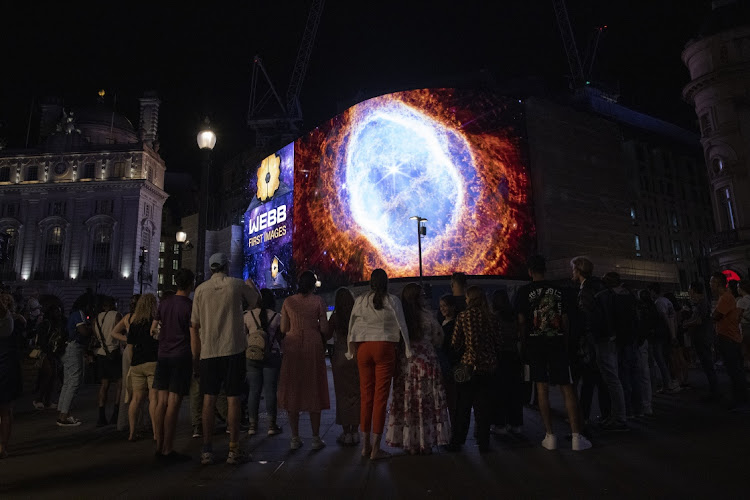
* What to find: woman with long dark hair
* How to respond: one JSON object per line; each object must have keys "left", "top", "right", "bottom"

{"left": 245, "top": 288, "right": 283, "bottom": 437}
{"left": 386, "top": 283, "right": 450, "bottom": 454}
{"left": 347, "top": 269, "right": 411, "bottom": 460}
{"left": 33, "top": 304, "right": 65, "bottom": 411}
{"left": 329, "top": 287, "right": 359, "bottom": 445}
{"left": 490, "top": 289, "right": 524, "bottom": 435}
{"left": 278, "top": 271, "right": 331, "bottom": 451}
{"left": 447, "top": 286, "right": 502, "bottom": 452}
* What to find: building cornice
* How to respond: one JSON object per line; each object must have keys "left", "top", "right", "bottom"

{"left": 682, "top": 61, "right": 750, "bottom": 103}
{"left": 0, "top": 179, "right": 167, "bottom": 198}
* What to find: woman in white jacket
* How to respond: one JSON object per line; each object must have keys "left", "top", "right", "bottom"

{"left": 347, "top": 269, "right": 411, "bottom": 459}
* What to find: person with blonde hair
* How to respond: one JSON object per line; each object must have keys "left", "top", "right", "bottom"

{"left": 119, "top": 294, "right": 159, "bottom": 442}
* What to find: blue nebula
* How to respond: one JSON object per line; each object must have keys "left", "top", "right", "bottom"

{"left": 338, "top": 101, "right": 474, "bottom": 265}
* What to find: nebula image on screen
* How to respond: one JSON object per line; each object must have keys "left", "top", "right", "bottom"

{"left": 293, "top": 88, "right": 534, "bottom": 284}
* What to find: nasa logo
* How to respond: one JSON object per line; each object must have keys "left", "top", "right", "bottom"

{"left": 248, "top": 205, "right": 286, "bottom": 233}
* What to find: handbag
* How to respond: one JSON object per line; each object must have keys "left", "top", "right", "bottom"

{"left": 453, "top": 363, "right": 474, "bottom": 383}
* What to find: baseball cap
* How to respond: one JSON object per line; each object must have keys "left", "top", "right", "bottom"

{"left": 209, "top": 253, "right": 229, "bottom": 270}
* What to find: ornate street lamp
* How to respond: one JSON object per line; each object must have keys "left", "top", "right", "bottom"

{"left": 196, "top": 118, "right": 216, "bottom": 284}
{"left": 176, "top": 229, "right": 187, "bottom": 269}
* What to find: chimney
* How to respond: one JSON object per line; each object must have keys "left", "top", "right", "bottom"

{"left": 39, "top": 97, "right": 63, "bottom": 143}
{"left": 138, "top": 91, "right": 161, "bottom": 148}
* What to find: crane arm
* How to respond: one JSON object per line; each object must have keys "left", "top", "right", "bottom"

{"left": 285, "top": 0, "right": 325, "bottom": 120}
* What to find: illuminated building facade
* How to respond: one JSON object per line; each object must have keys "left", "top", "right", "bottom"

{"left": 0, "top": 92, "right": 168, "bottom": 310}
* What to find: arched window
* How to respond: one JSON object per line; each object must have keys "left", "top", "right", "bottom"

{"left": 0, "top": 227, "right": 18, "bottom": 279}
{"left": 91, "top": 225, "right": 112, "bottom": 274}
{"left": 44, "top": 226, "right": 64, "bottom": 278}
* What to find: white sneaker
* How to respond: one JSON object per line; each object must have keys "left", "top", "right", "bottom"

{"left": 571, "top": 433, "right": 592, "bottom": 451}
{"left": 290, "top": 436, "right": 303, "bottom": 450}
{"left": 311, "top": 436, "right": 326, "bottom": 451}
{"left": 541, "top": 433, "right": 557, "bottom": 450}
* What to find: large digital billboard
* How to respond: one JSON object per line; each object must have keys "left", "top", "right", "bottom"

{"left": 244, "top": 88, "right": 534, "bottom": 289}
{"left": 243, "top": 142, "right": 294, "bottom": 289}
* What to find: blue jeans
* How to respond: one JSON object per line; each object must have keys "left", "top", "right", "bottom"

{"left": 246, "top": 355, "right": 281, "bottom": 423}
{"left": 58, "top": 342, "right": 85, "bottom": 414}
{"left": 595, "top": 339, "right": 626, "bottom": 423}
{"left": 637, "top": 341, "right": 653, "bottom": 413}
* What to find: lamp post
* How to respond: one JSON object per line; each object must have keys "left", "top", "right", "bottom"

{"left": 196, "top": 118, "right": 216, "bottom": 285}
{"left": 176, "top": 228, "right": 187, "bottom": 271}
{"left": 409, "top": 216, "right": 427, "bottom": 288}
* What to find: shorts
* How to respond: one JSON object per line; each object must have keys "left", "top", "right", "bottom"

{"left": 129, "top": 361, "right": 157, "bottom": 392}
{"left": 96, "top": 353, "right": 122, "bottom": 381}
{"left": 153, "top": 356, "right": 192, "bottom": 396}
{"left": 527, "top": 338, "right": 572, "bottom": 386}
{"left": 200, "top": 352, "right": 246, "bottom": 397}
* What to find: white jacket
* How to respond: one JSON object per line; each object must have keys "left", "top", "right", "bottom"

{"left": 346, "top": 292, "right": 411, "bottom": 359}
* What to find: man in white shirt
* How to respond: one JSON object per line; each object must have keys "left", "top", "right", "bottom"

{"left": 190, "top": 253, "right": 259, "bottom": 465}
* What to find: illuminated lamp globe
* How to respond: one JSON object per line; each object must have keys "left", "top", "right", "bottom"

{"left": 176, "top": 230, "right": 187, "bottom": 244}
{"left": 197, "top": 120, "right": 217, "bottom": 150}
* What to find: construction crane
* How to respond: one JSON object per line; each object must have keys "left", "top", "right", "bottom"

{"left": 248, "top": 0, "right": 325, "bottom": 149}
{"left": 551, "top": 0, "right": 606, "bottom": 89}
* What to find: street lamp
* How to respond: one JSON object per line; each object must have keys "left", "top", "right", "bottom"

{"left": 409, "top": 216, "right": 427, "bottom": 287}
{"left": 176, "top": 229, "right": 187, "bottom": 270}
{"left": 196, "top": 118, "right": 216, "bottom": 285}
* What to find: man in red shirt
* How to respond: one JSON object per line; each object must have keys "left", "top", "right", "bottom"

{"left": 709, "top": 272, "right": 748, "bottom": 410}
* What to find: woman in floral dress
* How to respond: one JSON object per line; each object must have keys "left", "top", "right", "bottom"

{"left": 386, "top": 283, "right": 450, "bottom": 454}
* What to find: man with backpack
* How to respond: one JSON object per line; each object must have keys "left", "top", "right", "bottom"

{"left": 593, "top": 272, "right": 631, "bottom": 432}
{"left": 152, "top": 268, "right": 195, "bottom": 461}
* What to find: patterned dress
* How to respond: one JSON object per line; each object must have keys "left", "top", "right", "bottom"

{"left": 277, "top": 294, "right": 331, "bottom": 412}
{"left": 386, "top": 311, "right": 450, "bottom": 452}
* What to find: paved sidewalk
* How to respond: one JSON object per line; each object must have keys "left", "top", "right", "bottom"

{"left": 1, "top": 365, "right": 748, "bottom": 499}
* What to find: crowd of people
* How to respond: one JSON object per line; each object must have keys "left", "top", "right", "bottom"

{"left": 0, "top": 252, "right": 748, "bottom": 462}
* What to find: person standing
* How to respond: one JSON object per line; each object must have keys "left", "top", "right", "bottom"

{"left": 111, "top": 295, "right": 139, "bottom": 431}
{"left": 447, "top": 286, "right": 502, "bottom": 453}
{"left": 57, "top": 296, "right": 93, "bottom": 427}
{"left": 278, "top": 271, "right": 331, "bottom": 451}
{"left": 152, "top": 269, "right": 195, "bottom": 460}
{"left": 245, "top": 288, "right": 283, "bottom": 437}
{"left": 515, "top": 255, "right": 592, "bottom": 451}
{"left": 570, "top": 257, "right": 609, "bottom": 425}
{"left": 329, "top": 287, "right": 360, "bottom": 446}
{"left": 0, "top": 294, "right": 21, "bottom": 458}
{"left": 191, "top": 253, "right": 259, "bottom": 465}
{"left": 93, "top": 297, "right": 123, "bottom": 427}
{"left": 386, "top": 283, "right": 449, "bottom": 455}
{"left": 647, "top": 283, "right": 681, "bottom": 393}
{"left": 491, "top": 289, "right": 524, "bottom": 436}
{"left": 436, "top": 295, "right": 459, "bottom": 433}
{"left": 348, "top": 268, "right": 411, "bottom": 460}
{"left": 734, "top": 280, "right": 750, "bottom": 370}
{"left": 33, "top": 304, "right": 64, "bottom": 411}
{"left": 122, "top": 294, "right": 159, "bottom": 442}
{"left": 709, "top": 272, "right": 748, "bottom": 410}
{"left": 594, "top": 272, "right": 635, "bottom": 429}
{"left": 682, "top": 281, "right": 719, "bottom": 402}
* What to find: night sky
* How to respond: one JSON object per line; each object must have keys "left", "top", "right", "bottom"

{"left": 0, "top": 1, "right": 711, "bottom": 177}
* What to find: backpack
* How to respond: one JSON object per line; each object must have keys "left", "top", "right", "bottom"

{"left": 245, "top": 310, "right": 277, "bottom": 361}
{"left": 47, "top": 325, "right": 68, "bottom": 357}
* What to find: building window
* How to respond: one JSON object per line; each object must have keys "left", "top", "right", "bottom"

{"left": 113, "top": 161, "right": 126, "bottom": 178}
{"left": 1, "top": 227, "right": 18, "bottom": 277}
{"left": 722, "top": 187, "right": 737, "bottom": 230}
{"left": 159, "top": 257, "right": 165, "bottom": 269}
{"left": 144, "top": 203, "right": 151, "bottom": 219}
{"left": 630, "top": 206, "right": 636, "bottom": 223}
{"left": 0, "top": 167, "right": 10, "bottom": 182}
{"left": 141, "top": 228, "right": 151, "bottom": 271}
{"left": 95, "top": 200, "right": 112, "bottom": 214}
{"left": 672, "top": 240, "right": 682, "bottom": 262}
{"left": 171, "top": 275, "right": 176, "bottom": 286}
{"left": 25, "top": 165, "right": 38, "bottom": 181}
{"left": 173, "top": 243, "right": 180, "bottom": 253}
{"left": 635, "top": 235, "right": 641, "bottom": 257}
{"left": 700, "top": 113, "right": 712, "bottom": 137}
{"left": 159, "top": 273, "right": 164, "bottom": 285}
{"left": 172, "top": 259, "right": 179, "bottom": 270}
{"left": 82, "top": 163, "right": 96, "bottom": 179}
{"left": 91, "top": 226, "right": 112, "bottom": 273}
{"left": 159, "top": 241, "right": 165, "bottom": 253}
{"left": 44, "top": 226, "right": 64, "bottom": 275}
{"left": 49, "top": 201, "right": 65, "bottom": 216}
{"left": 2, "top": 203, "right": 19, "bottom": 218}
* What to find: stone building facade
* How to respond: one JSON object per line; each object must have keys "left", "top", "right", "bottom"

{"left": 0, "top": 92, "right": 168, "bottom": 311}
{"left": 682, "top": 0, "right": 750, "bottom": 279}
